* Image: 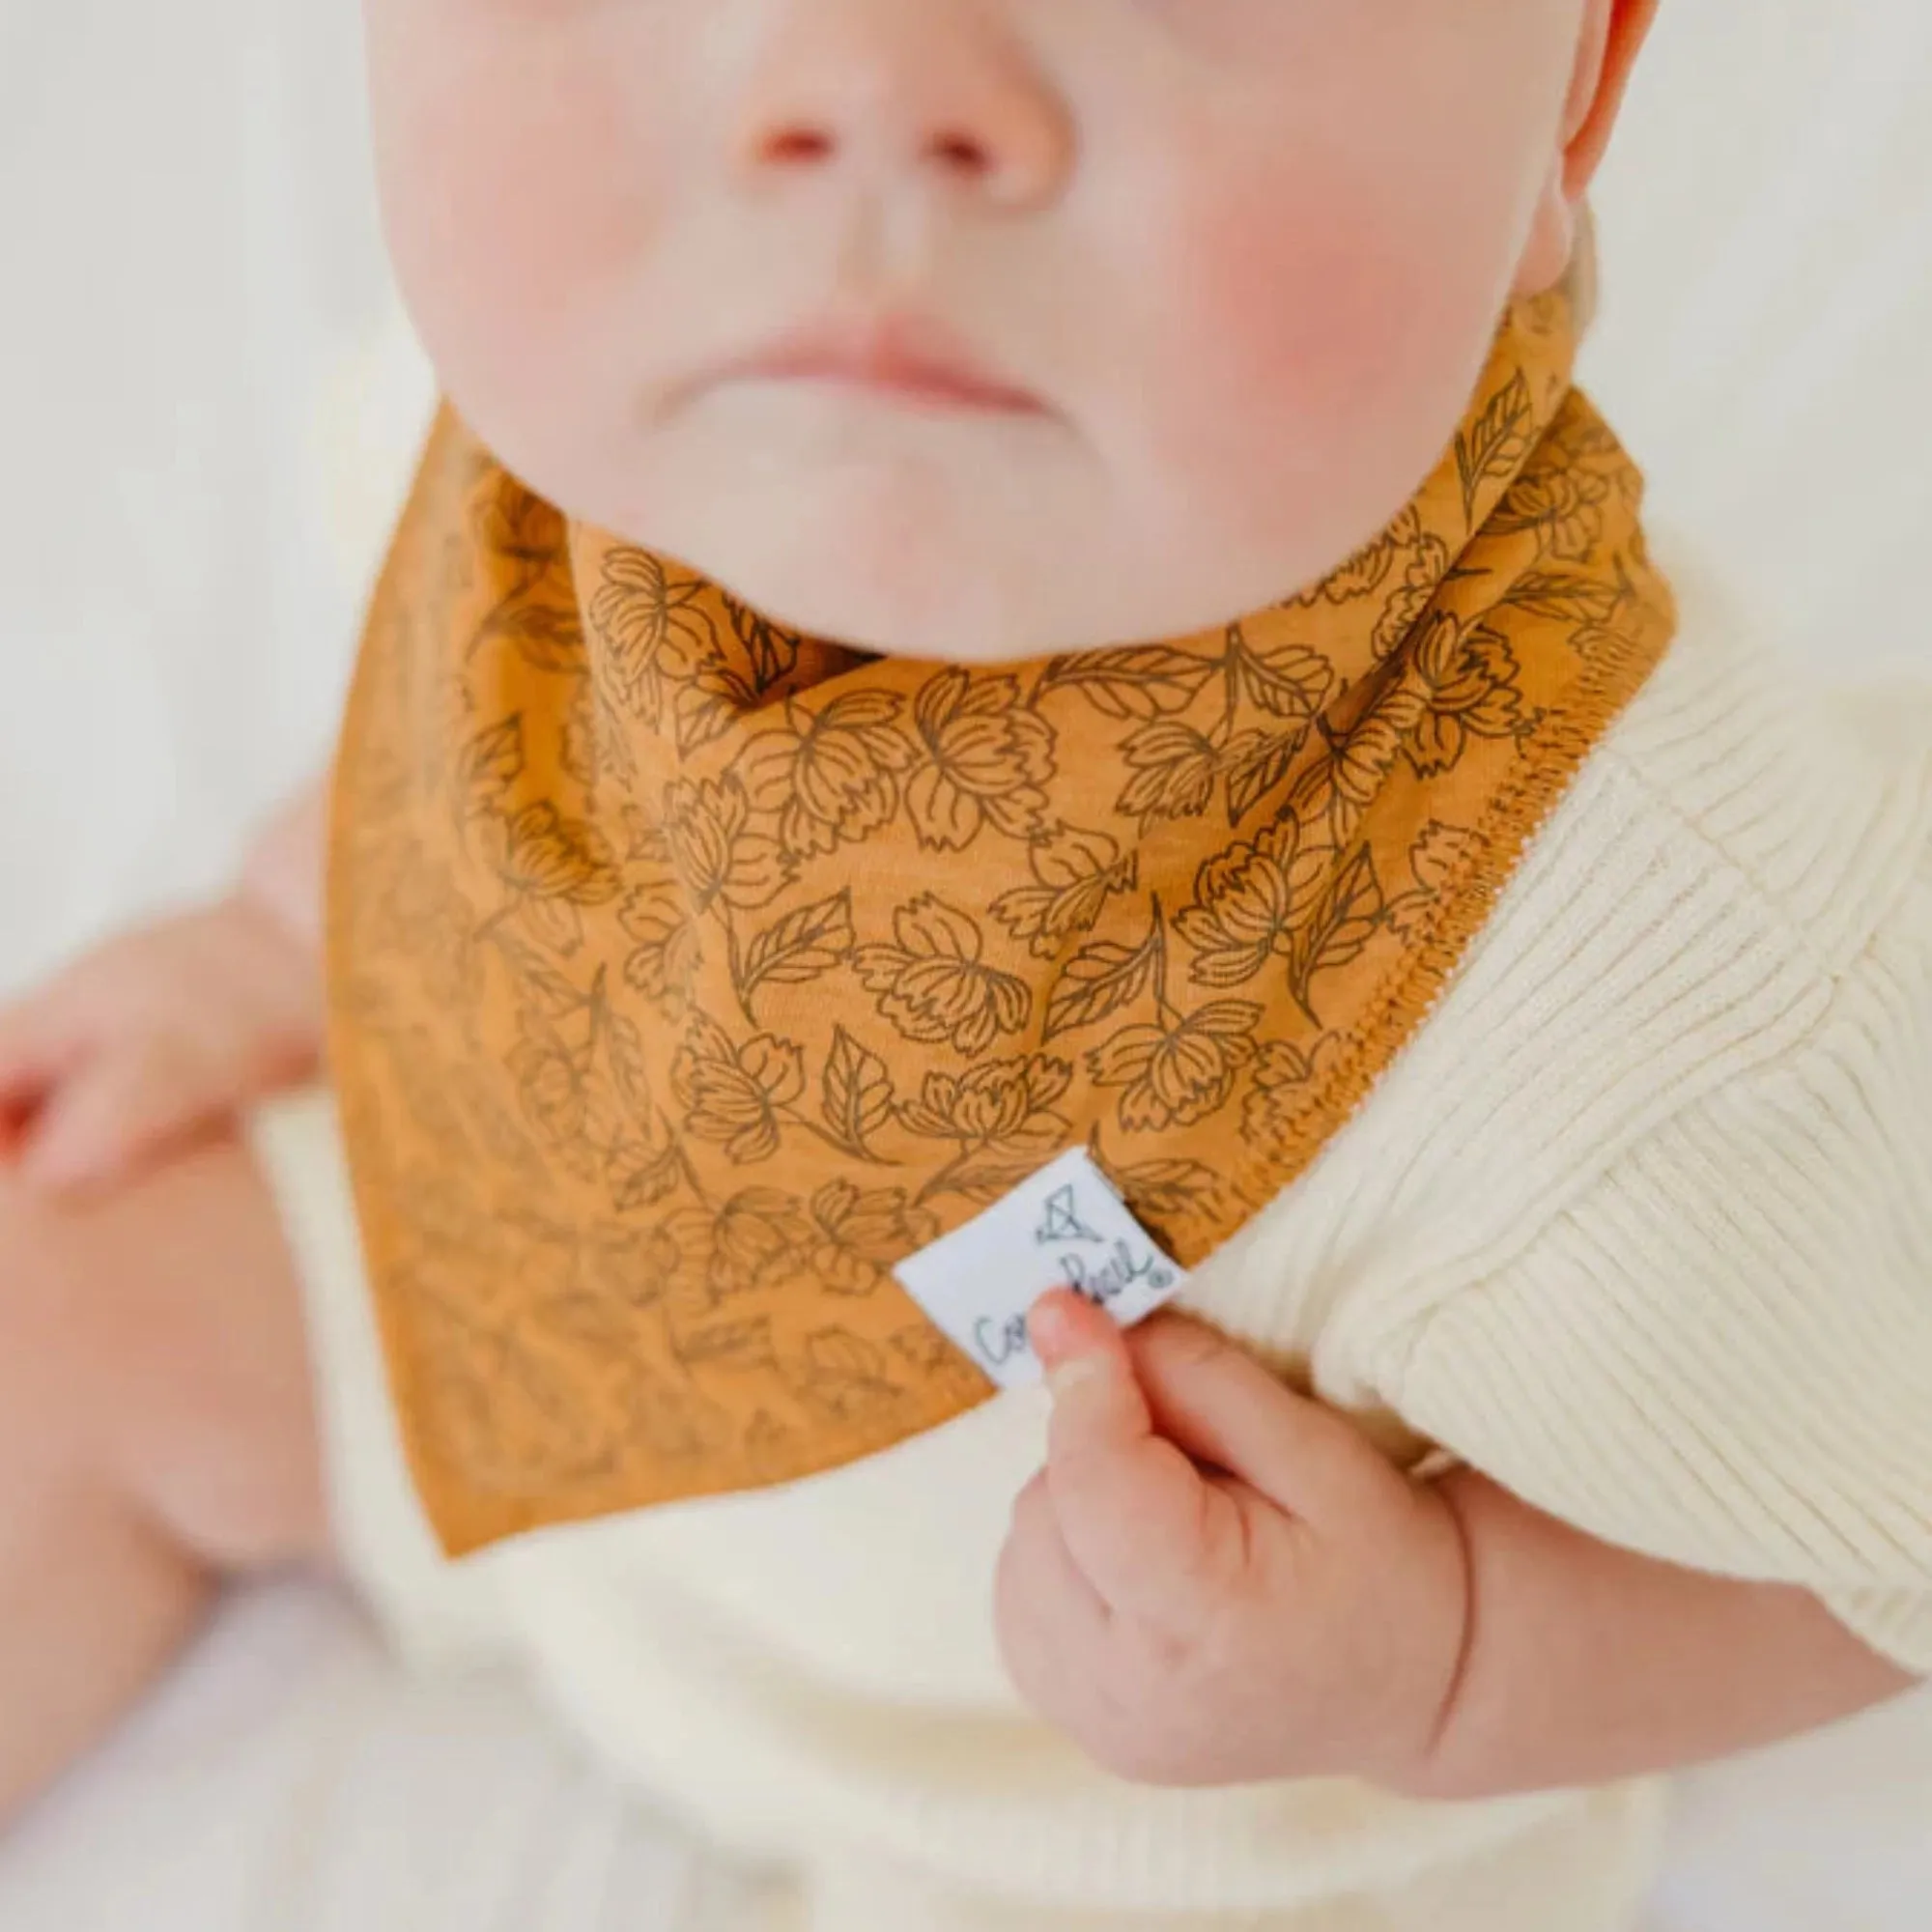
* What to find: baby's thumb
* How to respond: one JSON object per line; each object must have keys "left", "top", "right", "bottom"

{"left": 1032, "top": 1288, "right": 1151, "bottom": 1452}
{"left": 1031, "top": 1291, "right": 1226, "bottom": 1626}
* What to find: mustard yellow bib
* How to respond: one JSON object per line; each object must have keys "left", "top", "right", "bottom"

{"left": 327, "top": 289, "right": 1674, "bottom": 1553}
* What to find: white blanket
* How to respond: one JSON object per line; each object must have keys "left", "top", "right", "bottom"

{"left": 3, "top": 3, "right": 1931, "bottom": 1925}
{"left": 4, "top": 1579, "right": 1929, "bottom": 1932}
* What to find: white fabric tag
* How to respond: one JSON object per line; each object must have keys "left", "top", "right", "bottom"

{"left": 893, "top": 1148, "right": 1190, "bottom": 1390}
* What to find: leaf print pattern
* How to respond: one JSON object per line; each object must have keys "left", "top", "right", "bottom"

{"left": 588, "top": 550, "right": 722, "bottom": 725}
{"left": 1456, "top": 368, "right": 1535, "bottom": 526}
{"left": 1372, "top": 534, "right": 1456, "bottom": 662}
{"left": 1292, "top": 846, "right": 1386, "bottom": 1009}
{"left": 899, "top": 1052, "right": 1074, "bottom": 1204}
{"left": 671, "top": 1017, "right": 806, "bottom": 1163}
{"left": 793, "top": 1328, "right": 905, "bottom": 1423}
{"left": 1043, "top": 924, "right": 1164, "bottom": 1040}
{"left": 738, "top": 692, "right": 917, "bottom": 858}
{"left": 906, "top": 668, "right": 1055, "bottom": 849}
{"left": 618, "top": 880, "right": 699, "bottom": 1014}
{"left": 1491, "top": 464, "right": 1611, "bottom": 563}
{"left": 1100, "top": 1151, "right": 1246, "bottom": 1246}
{"left": 989, "top": 826, "right": 1136, "bottom": 960}
{"left": 1119, "top": 721, "right": 1221, "bottom": 829}
{"left": 1177, "top": 818, "right": 1330, "bottom": 989}
{"left": 1407, "top": 620, "right": 1527, "bottom": 778}
{"left": 663, "top": 776, "right": 792, "bottom": 915}
{"left": 1086, "top": 1002, "right": 1263, "bottom": 1131}
{"left": 723, "top": 593, "right": 803, "bottom": 694}
{"left": 898, "top": 1053, "right": 1072, "bottom": 1151}
{"left": 740, "top": 892, "right": 857, "bottom": 1003}
{"left": 486, "top": 801, "right": 622, "bottom": 907}
{"left": 468, "top": 475, "right": 584, "bottom": 674}
{"left": 1232, "top": 631, "right": 1335, "bottom": 723}
{"left": 855, "top": 896, "right": 1032, "bottom": 1053}
{"left": 820, "top": 1024, "right": 895, "bottom": 1158}
{"left": 810, "top": 1181, "right": 941, "bottom": 1296}
{"left": 458, "top": 715, "right": 526, "bottom": 814}
{"left": 1384, "top": 822, "right": 1485, "bottom": 937}
{"left": 703, "top": 1191, "right": 813, "bottom": 1298}
{"left": 326, "top": 289, "right": 1678, "bottom": 1549}
{"left": 1222, "top": 729, "right": 1309, "bottom": 828}
{"left": 1035, "top": 646, "right": 1219, "bottom": 721}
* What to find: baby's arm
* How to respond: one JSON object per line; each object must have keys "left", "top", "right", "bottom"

{"left": 1382, "top": 849, "right": 1932, "bottom": 1795}
{"left": 1408, "top": 1467, "right": 1913, "bottom": 1800}
{"left": 999, "top": 1293, "right": 1915, "bottom": 1797}
{"left": 0, "top": 774, "right": 329, "bottom": 1192}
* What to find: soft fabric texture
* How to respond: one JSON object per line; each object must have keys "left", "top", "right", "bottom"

{"left": 325, "top": 291, "right": 1674, "bottom": 1548}
{"left": 742, "top": 1796, "right": 1662, "bottom": 1932}
{"left": 258, "top": 557, "right": 1932, "bottom": 1927}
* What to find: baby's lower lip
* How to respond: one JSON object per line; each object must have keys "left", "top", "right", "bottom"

{"left": 759, "top": 360, "right": 1042, "bottom": 414}
{"left": 710, "top": 328, "right": 1046, "bottom": 416}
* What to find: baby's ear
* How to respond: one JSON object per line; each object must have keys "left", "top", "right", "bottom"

{"left": 1562, "top": 0, "right": 1659, "bottom": 197}
{"left": 1515, "top": 0, "right": 1659, "bottom": 298}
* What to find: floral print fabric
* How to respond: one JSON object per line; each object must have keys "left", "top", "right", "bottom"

{"left": 327, "top": 289, "right": 1675, "bottom": 1552}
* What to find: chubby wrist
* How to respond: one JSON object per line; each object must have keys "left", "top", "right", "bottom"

{"left": 1363, "top": 1476, "right": 1483, "bottom": 1803}
{"left": 1374, "top": 1467, "right": 1919, "bottom": 1804}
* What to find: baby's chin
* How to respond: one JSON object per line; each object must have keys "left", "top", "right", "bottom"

{"left": 665, "top": 524, "right": 1091, "bottom": 665}
{"left": 610, "top": 447, "right": 1345, "bottom": 665}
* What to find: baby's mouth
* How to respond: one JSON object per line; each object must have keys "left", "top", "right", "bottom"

{"left": 695, "top": 312, "right": 1048, "bottom": 417}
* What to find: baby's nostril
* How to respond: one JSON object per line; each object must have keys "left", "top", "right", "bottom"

{"left": 755, "top": 124, "right": 998, "bottom": 180}
{"left": 930, "top": 130, "right": 992, "bottom": 176}
{"left": 764, "top": 126, "right": 836, "bottom": 167}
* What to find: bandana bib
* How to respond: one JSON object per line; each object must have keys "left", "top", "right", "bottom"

{"left": 327, "top": 290, "right": 1675, "bottom": 1553}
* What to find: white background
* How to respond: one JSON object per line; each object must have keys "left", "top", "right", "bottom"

{"left": 2, "top": 4, "right": 1930, "bottom": 1927}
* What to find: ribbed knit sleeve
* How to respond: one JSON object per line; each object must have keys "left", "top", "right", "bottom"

{"left": 1391, "top": 830, "right": 1932, "bottom": 1672}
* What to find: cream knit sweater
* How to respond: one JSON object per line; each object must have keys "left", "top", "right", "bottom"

{"left": 260, "top": 558, "right": 1932, "bottom": 1927}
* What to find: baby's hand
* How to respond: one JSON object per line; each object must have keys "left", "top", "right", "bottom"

{"left": 0, "top": 894, "right": 323, "bottom": 1197}
{"left": 995, "top": 1291, "right": 1469, "bottom": 1791}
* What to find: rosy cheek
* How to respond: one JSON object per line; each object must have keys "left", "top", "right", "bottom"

{"left": 382, "top": 44, "right": 663, "bottom": 410}
{"left": 1155, "top": 175, "right": 1419, "bottom": 458}
{"left": 1143, "top": 156, "right": 1500, "bottom": 550}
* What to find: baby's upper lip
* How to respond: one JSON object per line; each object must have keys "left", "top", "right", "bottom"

{"left": 701, "top": 312, "right": 1046, "bottom": 415}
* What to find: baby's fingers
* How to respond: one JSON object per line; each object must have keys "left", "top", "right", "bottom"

{"left": 0, "top": 992, "right": 87, "bottom": 1145}
{"left": 17, "top": 1039, "right": 216, "bottom": 1195}
{"left": 1030, "top": 1290, "right": 1238, "bottom": 1629}
{"left": 1130, "top": 1316, "right": 1397, "bottom": 1530}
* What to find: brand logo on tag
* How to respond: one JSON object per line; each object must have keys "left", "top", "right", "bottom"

{"left": 893, "top": 1149, "right": 1190, "bottom": 1390}
{"left": 1035, "top": 1185, "right": 1105, "bottom": 1248}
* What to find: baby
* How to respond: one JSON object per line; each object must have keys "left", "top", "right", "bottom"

{"left": 4, "top": 2, "right": 1930, "bottom": 1927}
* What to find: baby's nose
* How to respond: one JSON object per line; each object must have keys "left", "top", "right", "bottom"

{"left": 732, "top": 0, "right": 1071, "bottom": 211}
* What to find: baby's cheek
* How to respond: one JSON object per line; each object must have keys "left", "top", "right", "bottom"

{"left": 1210, "top": 229, "right": 1412, "bottom": 445}
{"left": 376, "top": 30, "right": 667, "bottom": 446}
{"left": 1148, "top": 173, "right": 1501, "bottom": 562}
{"left": 1163, "top": 202, "right": 1422, "bottom": 497}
